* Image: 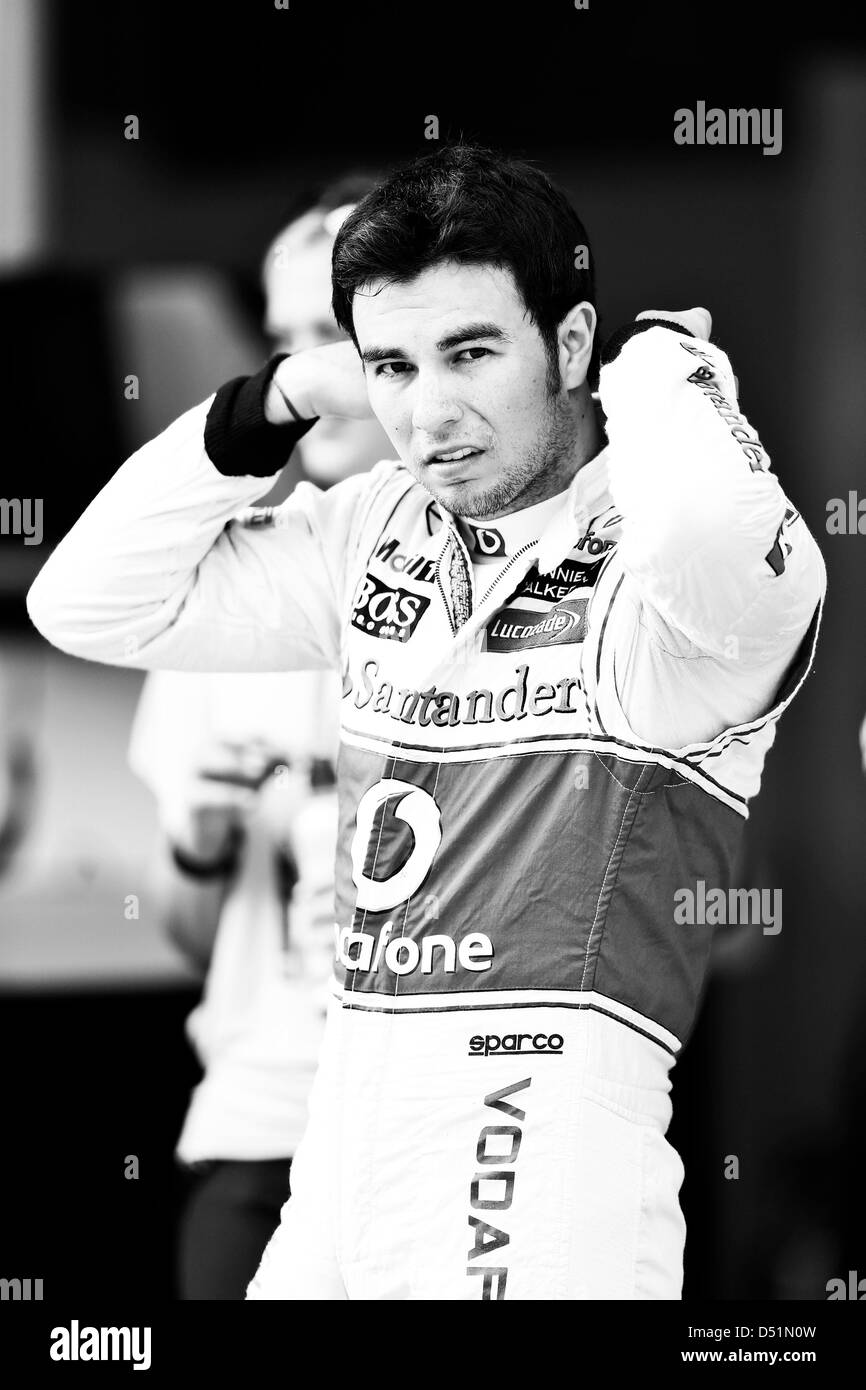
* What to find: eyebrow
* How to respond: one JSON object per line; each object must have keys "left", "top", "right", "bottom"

{"left": 359, "top": 321, "right": 511, "bottom": 365}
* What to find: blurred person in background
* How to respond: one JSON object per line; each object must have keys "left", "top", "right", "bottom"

{"left": 0, "top": 667, "right": 36, "bottom": 878}
{"left": 127, "top": 177, "right": 390, "bottom": 1300}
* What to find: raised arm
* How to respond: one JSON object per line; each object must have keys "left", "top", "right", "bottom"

{"left": 26, "top": 347, "right": 382, "bottom": 673}
{"left": 598, "top": 311, "right": 826, "bottom": 663}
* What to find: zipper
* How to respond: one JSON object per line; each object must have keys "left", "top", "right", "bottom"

{"left": 437, "top": 526, "right": 540, "bottom": 642}
{"left": 477, "top": 538, "right": 538, "bottom": 608}
{"left": 408, "top": 532, "right": 543, "bottom": 699}
{"left": 435, "top": 551, "right": 459, "bottom": 636}
{"left": 437, "top": 524, "right": 476, "bottom": 636}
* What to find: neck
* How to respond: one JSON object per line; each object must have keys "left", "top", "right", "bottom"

{"left": 484, "top": 388, "right": 605, "bottom": 520}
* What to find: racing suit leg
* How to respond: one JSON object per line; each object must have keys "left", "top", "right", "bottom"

{"left": 245, "top": 1192, "right": 347, "bottom": 1300}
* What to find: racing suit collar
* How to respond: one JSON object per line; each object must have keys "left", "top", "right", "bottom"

{"left": 458, "top": 486, "right": 571, "bottom": 559}
{"left": 535, "top": 443, "right": 612, "bottom": 576}
{"left": 434, "top": 439, "right": 612, "bottom": 577}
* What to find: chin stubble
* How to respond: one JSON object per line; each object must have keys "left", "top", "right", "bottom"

{"left": 443, "top": 390, "right": 578, "bottom": 519}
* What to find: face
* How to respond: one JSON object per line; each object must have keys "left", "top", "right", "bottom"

{"left": 352, "top": 260, "right": 582, "bottom": 518}
{"left": 264, "top": 236, "right": 390, "bottom": 483}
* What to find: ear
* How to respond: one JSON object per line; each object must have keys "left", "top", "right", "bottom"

{"left": 558, "top": 302, "right": 597, "bottom": 390}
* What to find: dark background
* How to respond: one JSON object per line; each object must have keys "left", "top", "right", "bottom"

{"left": 1, "top": 0, "right": 865, "bottom": 1301}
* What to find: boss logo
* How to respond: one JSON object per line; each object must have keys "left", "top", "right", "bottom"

{"left": 351, "top": 574, "right": 430, "bottom": 642}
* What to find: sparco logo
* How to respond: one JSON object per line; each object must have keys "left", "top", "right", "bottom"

{"left": 336, "top": 921, "right": 493, "bottom": 976}
{"left": 351, "top": 573, "right": 430, "bottom": 642}
{"left": 469, "top": 1032, "right": 564, "bottom": 1057}
{"left": 467, "top": 1078, "right": 531, "bottom": 1301}
{"left": 373, "top": 535, "right": 437, "bottom": 583}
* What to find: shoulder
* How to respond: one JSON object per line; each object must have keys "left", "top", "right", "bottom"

{"left": 230, "top": 459, "right": 432, "bottom": 567}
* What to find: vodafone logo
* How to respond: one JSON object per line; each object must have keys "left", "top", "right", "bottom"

{"left": 351, "top": 780, "right": 442, "bottom": 912}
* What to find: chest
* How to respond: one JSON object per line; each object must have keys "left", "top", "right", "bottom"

{"left": 340, "top": 507, "right": 623, "bottom": 747}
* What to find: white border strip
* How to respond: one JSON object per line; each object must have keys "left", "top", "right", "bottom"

{"left": 331, "top": 981, "right": 682, "bottom": 1053}
{"left": 340, "top": 726, "right": 747, "bottom": 816}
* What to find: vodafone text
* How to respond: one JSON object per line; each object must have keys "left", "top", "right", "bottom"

{"left": 336, "top": 922, "right": 493, "bottom": 975}
{"left": 467, "top": 1078, "right": 531, "bottom": 1300}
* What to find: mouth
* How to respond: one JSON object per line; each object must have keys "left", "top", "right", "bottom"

{"left": 422, "top": 444, "right": 486, "bottom": 471}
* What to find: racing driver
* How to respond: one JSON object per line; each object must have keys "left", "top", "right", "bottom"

{"left": 26, "top": 144, "right": 826, "bottom": 1300}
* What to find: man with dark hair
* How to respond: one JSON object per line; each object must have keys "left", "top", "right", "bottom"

{"left": 331, "top": 144, "right": 601, "bottom": 392}
{"left": 27, "top": 144, "right": 825, "bottom": 1300}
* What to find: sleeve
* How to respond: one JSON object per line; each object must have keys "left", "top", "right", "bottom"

{"left": 597, "top": 322, "right": 826, "bottom": 663}
{"left": 26, "top": 361, "right": 379, "bottom": 673}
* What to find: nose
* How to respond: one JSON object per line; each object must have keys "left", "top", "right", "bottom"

{"left": 410, "top": 370, "right": 463, "bottom": 435}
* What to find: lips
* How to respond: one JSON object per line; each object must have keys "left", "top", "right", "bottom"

{"left": 423, "top": 444, "right": 484, "bottom": 465}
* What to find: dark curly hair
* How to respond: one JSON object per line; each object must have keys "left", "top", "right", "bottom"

{"left": 331, "top": 143, "right": 600, "bottom": 389}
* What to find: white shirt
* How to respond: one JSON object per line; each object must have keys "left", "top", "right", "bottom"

{"left": 129, "top": 668, "right": 339, "bottom": 1162}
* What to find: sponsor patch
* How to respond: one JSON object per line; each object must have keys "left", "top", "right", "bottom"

{"left": 336, "top": 922, "right": 494, "bottom": 977}
{"left": 465, "top": 523, "right": 506, "bottom": 557}
{"left": 680, "top": 341, "right": 767, "bottom": 472}
{"left": 350, "top": 659, "right": 583, "bottom": 724}
{"left": 238, "top": 505, "right": 278, "bottom": 528}
{"left": 351, "top": 574, "right": 430, "bottom": 643}
{"left": 466, "top": 1078, "right": 531, "bottom": 1300}
{"left": 575, "top": 526, "right": 616, "bottom": 557}
{"left": 765, "top": 506, "right": 797, "bottom": 576}
{"left": 515, "top": 557, "right": 604, "bottom": 603}
{"left": 468, "top": 1032, "right": 564, "bottom": 1056}
{"left": 373, "top": 535, "right": 437, "bottom": 583}
{"left": 486, "top": 595, "right": 589, "bottom": 651}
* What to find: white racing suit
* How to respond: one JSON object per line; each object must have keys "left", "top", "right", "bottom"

{"left": 27, "top": 323, "right": 826, "bottom": 1299}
